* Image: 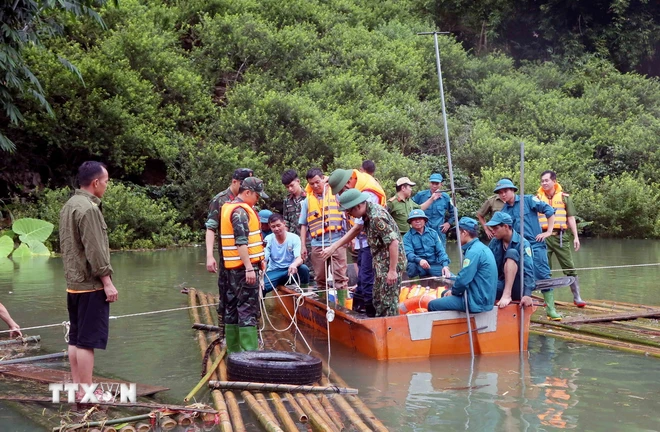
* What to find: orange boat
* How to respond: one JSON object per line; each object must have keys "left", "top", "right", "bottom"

{"left": 275, "top": 286, "right": 536, "bottom": 361}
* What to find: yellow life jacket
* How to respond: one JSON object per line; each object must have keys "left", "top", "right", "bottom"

{"left": 354, "top": 170, "right": 386, "bottom": 206}
{"left": 220, "top": 202, "right": 264, "bottom": 269}
{"left": 537, "top": 184, "right": 568, "bottom": 230}
{"left": 305, "top": 184, "right": 344, "bottom": 238}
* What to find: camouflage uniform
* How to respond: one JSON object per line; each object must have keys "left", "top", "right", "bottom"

{"left": 205, "top": 187, "right": 236, "bottom": 331}
{"left": 224, "top": 200, "right": 261, "bottom": 327}
{"left": 363, "top": 202, "right": 406, "bottom": 317}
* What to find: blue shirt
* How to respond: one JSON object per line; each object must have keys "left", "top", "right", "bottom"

{"left": 298, "top": 196, "right": 346, "bottom": 247}
{"left": 488, "top": 231, "right": 535, "bottom": 297}
{"left": 501, "top": 195, "right": 554, "bottom": 243}
{"left": 264, "top": 232, "right": 301, "bottom": 271}
{"left": 403, "top": 227, "right": 450, "bottom": 267}
{"left": 412, "top": 190, "right": 456, "bottom": 234}
{"left": 451, "top": 238, "right": 497, "bottom": 313}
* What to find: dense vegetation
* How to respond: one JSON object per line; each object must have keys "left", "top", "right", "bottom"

{"left": 1, "top": 0, "right": 659, "bottom": 248}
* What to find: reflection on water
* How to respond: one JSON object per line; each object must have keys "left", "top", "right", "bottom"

{"left": 0, "top": 243, "right": 659, "bottom": 431}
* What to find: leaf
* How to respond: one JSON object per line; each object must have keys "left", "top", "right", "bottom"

{"left": 0, "top": 236, "right": 14, "bottom": 258}
{"left": 12, "top": 218, "right": 54, "bottom": 246}
{"left": 12, "top": 243, "right": 32, "bottom": 258}
{"left": 28, "top": 241, "right": 51, "bottom": 256}
{"left": 57, "top": 56, "right": 85, "bottom": 87}
{"left": 0, "top": 257, "right": 13, "bottom": 273}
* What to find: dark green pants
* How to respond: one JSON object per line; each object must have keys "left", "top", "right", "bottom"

{"left": 225, "top": 268, "right": 261, "bottom": 327}
{"left": 545, "top": 232, "right": 577, "bottom": 277}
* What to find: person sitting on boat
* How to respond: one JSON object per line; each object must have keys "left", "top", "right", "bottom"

{"left": 221, "top": 177, "right": 268, "bottom": 353}
{"left": 486, "top": 212, "right": 535, "bottom": 309}
{"left": 403, "top": 209, "right": 451, "bottom": 279}
{"left": 495, "top": 178, "right": 561, "bottom": 320}
{"left": 321, "top": 189, "right": 405, "bottom": 317}
{"left": 263, "top": 212, "right": 310, "bottom": 294}
{"left": 427, "top": 217, "right": 497, "bottom": 313}
{"left": 0, "top": 302, "right": 21, "bottom": 338}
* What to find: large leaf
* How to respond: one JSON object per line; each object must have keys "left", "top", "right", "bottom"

{"left": 12, "top": 243, "right": 32, "bottom": 258}
{"left": 28, "top": 241, "right": 51, "bottom": 256}
{"left": 0, "top": 257, "right": 13, "bottom": 273}
{"left": 0, "top": 235, "right": 14, "bottom": 258}
{"left": 12, "top": 218, "right": 54, "bottom": 246}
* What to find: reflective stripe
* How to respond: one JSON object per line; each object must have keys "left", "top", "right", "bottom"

{"left": 537, "top": 185, "right": 568, "bottom": 230}
{"left": 307, "top": 189, "right": 344, "bottom": 238}
{"left": 220, "top": 202, "right": 265, "bottom": 269}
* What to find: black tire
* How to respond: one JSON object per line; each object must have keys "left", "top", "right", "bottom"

{"left": 227, "top": 350, "right": 322, "bottom": 385}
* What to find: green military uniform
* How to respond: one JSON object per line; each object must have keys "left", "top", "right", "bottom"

{"left": 282, "top": 191, "right": 306, "bottom": 236}
{"left": 387, "top": 196, "right": 420, "bottom": 234}
{"left": 544, "top": 194, "right": 578, "bottom": 277}
{"left": 476, "top": 195, "right": 505, "bottom": 220}
{"left": 205, "top": 187, "right": 236, "bottom": 335}
{"left": 363, "top": 202, "right": 407, "bottom": 317}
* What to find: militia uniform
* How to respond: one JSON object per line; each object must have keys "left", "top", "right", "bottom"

{"left": 220, "top": 177, "right": 268, "bottom": 353}
{"left": 412, "top": 174, "right": 456, "bottom": 246}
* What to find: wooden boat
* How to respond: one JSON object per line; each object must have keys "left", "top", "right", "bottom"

{"left": 275, "top": 286, "right": 536, "bottom": 361}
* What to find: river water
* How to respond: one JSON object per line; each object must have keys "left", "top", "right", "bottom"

{"left": 1, "top": 239, "right": 659, "bottom": 431}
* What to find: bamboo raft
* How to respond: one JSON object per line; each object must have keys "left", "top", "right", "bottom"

{"left": 185, "top": 287, "right": 390, "bottom": 432}
{"left": 530, "top": 297, "right": 660, "bottom": 357}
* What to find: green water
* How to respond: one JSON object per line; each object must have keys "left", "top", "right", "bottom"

{"left": 1, "top": 239, "right": 659, "bottom": 431}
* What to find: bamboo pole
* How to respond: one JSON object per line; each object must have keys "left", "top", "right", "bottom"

{"left": 270, "top": 392, "right": 300, "bottom": 432}
{"left": 209, "top": 381, "right": 357, "bottom": 394}
{"left": 52, "top": 414, "right": 152, "bottom": 431}
{"left": 0, "top": 335, "right": 40, "bottom": 346}
{"left": 284, "top": 393, "right": 308, "bottom": 423}
{"left": 563, "top": 310, "right": 660, "bottom": 325}
{"left": 160, "top": 416, "right": 177, "bottom": 430}
{"left": 118, "top": 426, "right": 136, "bottom": 432}
{"left": 295, "top": 393, "right": 335, "bottom": 432}
{"left": 193, "top": 323, "right": 221, "bottom": 332}
{"left": 532, "top": 318, "right": 660, "bottom": 348}
{"left": 188, "top": 289, "right": 234, "bottom": 432}
{"left": 305, "top": 393, "right": 340, "bottom": 432}
{"left": 0, "top": 351, "right": 67, "bottom": 365}
{"left": 255, "top": 393, "right": 281, "bottom": 427}
{"left": 184, "top": 348, "right": 224, "bottom": 402}
{"left": 218, "top": 360, "right": 246, "bottom": 432}
{"left": 135, "top": 423, "right": 150, "bottom": 432}
{"left": 319, "top": 393, "right": 345, "bottom": 431}
{"left": 321, "top": 361, "right": 388, "bottom": 432}
{"left": 242, "top": 391, "right": 284, "bottom": 432}
{"left": 319, "top": 377, "right": 370, "bottom": 432}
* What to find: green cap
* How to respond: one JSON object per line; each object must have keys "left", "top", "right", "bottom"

{"left": 338, "top": 188, "right": 368, "bottom": 211}
{"left": 240, "top": 177, "right": 269, "bottom": 199}
{"left": 328, "top": 169, "right": 353, "bottom": 195}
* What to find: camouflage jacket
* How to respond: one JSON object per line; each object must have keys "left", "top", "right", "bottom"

{"left": 205, "top": 187, "right": 236, "bottom": 232}
{"left": 283, "top": 191, "right": 306, "bottom": 236}
{"left": 363, "top": 202, "right": 406, "bottom": 269}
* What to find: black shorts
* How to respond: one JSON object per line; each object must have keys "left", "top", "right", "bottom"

{"left": 67, "top": 289, "right": 110, "bottom": 350}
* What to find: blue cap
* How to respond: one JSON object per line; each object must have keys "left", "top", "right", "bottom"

{"left": 493, "top": 178, "right": 518, "bottom": 193}
{"left": 258, "top": 209, "right": 273, "bottom": 223}
{"left": 406, "top": 209, "right": 428, "bottom": 223}
{"left": 429, "top": 173, "right": 443, "bottom": 183}
{"left": 458, "top": 217, "right": 479, "bottom": 231}
{"left": 485, "top": 211, "right": 513, "bottom": 227}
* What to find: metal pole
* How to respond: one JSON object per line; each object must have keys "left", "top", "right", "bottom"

{"left": 430, "top": 31, "right": 474, "bottom": 359}
{"left": 519, "top": 142, "right": 525, "bottom": 353}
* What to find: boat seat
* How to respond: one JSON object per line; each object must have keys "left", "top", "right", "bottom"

{"left": 406, "top": 308, "right": 498, "bottom": 341}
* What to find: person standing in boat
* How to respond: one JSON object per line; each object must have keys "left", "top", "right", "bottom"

{"left": 495, "top": 178, "right": 562, "bottom": 320}
{"left": 220, "top": 177, "right": 268, "bottom": 353}
{"left": 427, "top": 217, "right": 498, "bottom": 312}
{"left": 537, "top": 171, "right": 586, "bottom": 307}
{"left": 205, "top": 168, "right": 254, "bottom": 341}
{"left": 403, "top": 209, "right": 451, "bottom": 279}
{"left": 388, "top": 177, "right": 430, "bottom": 235}
{"left": 59, "top": 161, "right": 117, "bottom": 396}
{"left": 299, "top": 168, "right": 349, "bottom": 301}
{"left": 486, "top": 212, "right": 535, "bottom": 308}
{"left": 263, "top": 212, "right": 310, "bottom": 294}
{"left": 0, "top": 302, "right": 21, "bottom": 337}
{"left": 476, "top": 177, "right": 508, "bottom": 239}
{"left": 327, "top": 168, "right": 387, "bottom": 315}
{"left": 412, "top": 173, "right": 456, "bottom": 247}
{"left": 323, "top": 189, "right": 405, "bottom": 317}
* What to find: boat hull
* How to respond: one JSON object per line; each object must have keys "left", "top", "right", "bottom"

{"left": 275, "top": 287, "right": 535, "bottom": 361}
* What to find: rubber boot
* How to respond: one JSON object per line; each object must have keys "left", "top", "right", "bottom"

{"left": 238, "top": 326, "right": 259, "bottom": 351}
{"left": 570, "top": 276, "right": 586, "bottom": 308}
{"left": 365, "top": 303, "right": 377, "bottom": 318}
{"left": 336, "top": 289, "right": 347, "bottom": 308}
{"left": 225, "top": 324, "right": 241, "bottom": 353}
{"left": 542, "top": 290, "right": 562, "bottom": 321}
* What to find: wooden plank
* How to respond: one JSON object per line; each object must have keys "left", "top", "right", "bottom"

{"left": 562, "top": 310, "right": 660, "bottom": 325}
{"left": 0, "top": 364, "right": 168, "bottom": 396}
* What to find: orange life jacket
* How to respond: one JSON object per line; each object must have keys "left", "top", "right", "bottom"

{"left": 220, "top": 202, "right": 264, "bottom": 269}
{"left": 537, "top": 184, "right": 568, "bottom": 230}
{"left": 354, "top": 170, "right": 387, "bottom": 206}
{"left": 305, "top": 184, "right": 344, "bottom": 238}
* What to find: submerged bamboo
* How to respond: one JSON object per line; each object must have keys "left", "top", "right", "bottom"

{"left": 209, "top": 381, "right": 357, "bottom": 394}
{"left": 563, "top": 310, "right": 660, "bottom": 325}
{"left": 284, "top": 392, "right": 308, "bottom": 423}
{"left": 305, "top": 393, "right": 339, "bottom": 432}
{"left": 242, "top": 391, "right": 284, "bottom": 432}
{"left": 319, "top": 376, "right": 370, "bottom": 432}
{"left": 0, "top": 335, "right": 40, "bottom": 346}
{"left": 270, "top": 392, "right": 300, "bottom": 432}
{"left": 294, "top": 393, "right": 335, "bottom": 432}
{"left": 0, "top": 351, "right": 67, "bottom": 365}
{"left": 319, "top": 393, "right": 345, "bottom": 431}
{"left": 255, "top": 392, "right": 281, "bottom": 427}
{"left": 52, "top": 414, "right": 152, "bottom": 432}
